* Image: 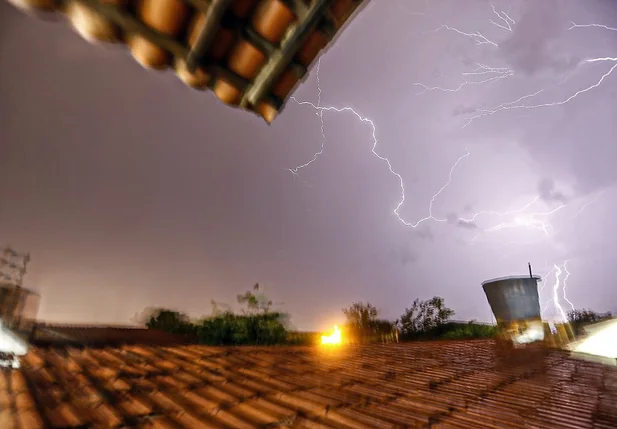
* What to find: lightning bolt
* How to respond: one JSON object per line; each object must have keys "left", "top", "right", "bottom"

{"left": 539, "top": 259, "right": 577, "bottom": 321}
{"left": 552, "top": 264, "right": 568, "bottom": 322}
{"left": 562, "top": 259, "right": 575, "bottom": 312}
{"left": 568, "top": 21, "right": 617, "bottom": 32}
{"left": 411, "top": 6, "right": 616, "bottom": 317}
{"left": 414, "top": 6, "right": 515, "bottom": 95}
{"left": 463, "top": 58, "right": 617, "bottom": 128}
{"left": 288, "top": 59, "right": 326, "bottom": 176}
{"left": 290, "top": 31, "right": 563, "bottom": 234}
{"left": 459, "top": 20, "right": 617, "bottom": 128}
{"left": 290, "top": 37, "right": 572, "bottom": 237}
{"left": 286, "top": 4, "right": 609, "bottom": 323}
{"left": 541, "top": 263, "right": 568, "bottom": 322}
{"left": 570, "top": 190, "right": 604, "bottom": 221}
{"left": 290, "top": 59, "right": 473, "bottom": 229}
{"left": 413, "top": 63, "right": 513, "bottom": 95}
{"left": 416, "top": 8, "right": 617, "bottom": 130}
{"left": 483, "top": 203, "right": 566, "bottom": 236}
{"left": 425, "top": 24, "right": 499, "bottom": 47}
{"left": 489, "top": 4, "right": 515, "bottom": 32}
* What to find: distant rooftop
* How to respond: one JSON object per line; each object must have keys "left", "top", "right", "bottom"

{"left": 31, "top": 322, "right": 195, "bottom": 347}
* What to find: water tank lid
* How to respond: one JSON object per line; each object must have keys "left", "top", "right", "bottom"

{"left": 481, "top": 275, "right": 541, "bottom": 286}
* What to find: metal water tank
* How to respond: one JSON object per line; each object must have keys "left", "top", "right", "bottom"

{"left": 482, "top": 275, "right": 541, "bottom": 323}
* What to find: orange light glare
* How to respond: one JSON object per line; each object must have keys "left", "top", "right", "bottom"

{"left": 321, "top": 325, "right": 342, "bottom": 345}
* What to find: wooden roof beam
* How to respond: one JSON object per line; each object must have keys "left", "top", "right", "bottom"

{"left": 186, "top": 0, "right": 233, "bottom": 72}
{"left": 240, "top": 0, "right": 335, "bottom": 110}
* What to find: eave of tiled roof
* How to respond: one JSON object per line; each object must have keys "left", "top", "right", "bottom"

{"left": 2, "top": 339, "right": 616, "bottom": 428}
{"left": 8, "top": 0, "right": 369, "bottom": 123}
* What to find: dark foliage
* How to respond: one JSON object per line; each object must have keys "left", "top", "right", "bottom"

{"left": 433, "top": 321, "right": 497, "bottom": 340}
{"left": 341, "top": 303, "right": 399, "bottom": 344}
{"left": 567, "top": 308, "right": 613, "bottom": 335}
{"left": 196, "top": 311, "right": 288, "bottom": 345}
{"left": 145, "top": 309, "right": 195, "bottom": 335}
{"left": 342, "top": 302, "right": 378, "bottom": 331}
{"left": 399, "top": 296, "right": 455, "bottom": 340}
{"left": 145, "top": 284, "right": 291, "bottom": 346}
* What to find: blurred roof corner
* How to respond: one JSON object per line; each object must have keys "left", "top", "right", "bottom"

{"left": 7, "top": 0, "right": 371, "bottom": 124}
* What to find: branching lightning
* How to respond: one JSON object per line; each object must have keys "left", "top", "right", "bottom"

{"left": 570, "top": 191, "right": 604, "bottom": 221}
{"left": 415, "top": 7, "right": 617, "bottom": 130}
{"left": 288, "top": 59, "right": 326, "bottom": 176}
{"left": 462, "top": 58, "right": 617, "bottom": 128}
{"left": 414, "top": 63, "right": 513, "bottom": 95}
{"left": 562, "top": 259, "right": 575, "bottom": 312}
{"left": 425, "top": 24, "right": 499, "bottom": 47}
{"left": 568, "top": 21, "right": 617, "bottom": 32}
{"left": 290, "top": 59, "right": 474, "bottom": 229}
{"left": 489, "top": 4, "right": 515, "bottom": 32}
{"left": 483, "top": 203, "right": 566, "bottom": 236}
{"left": 540, "top": 258, "right": 576, "bottom": 321}
{"left": 414, "top": 7, "right": 515, "bottom": 96}
{"left": 413, "top": 4, "right": 617, "bottom": 314}
{"left": 461, "top": 19, "right": 617, "bottom": 128}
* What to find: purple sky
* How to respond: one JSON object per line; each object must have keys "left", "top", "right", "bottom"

{"left": 2, "top": 0, "right": 617, "bottom": 330}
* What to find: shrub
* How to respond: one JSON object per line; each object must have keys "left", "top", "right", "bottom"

{"left": 195, "top": 312, "right": 288, "bottom": 346}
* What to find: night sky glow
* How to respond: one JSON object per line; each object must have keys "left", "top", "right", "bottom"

{"left": 1, "top": 0, "right": 617, "bottom": 330}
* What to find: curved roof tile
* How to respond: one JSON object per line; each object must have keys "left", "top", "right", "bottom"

{"left": 8, "top": 0, "right": 369, "bottom": 123}
{"left": 2, "top": 339, "right": 616, "bottom": 428}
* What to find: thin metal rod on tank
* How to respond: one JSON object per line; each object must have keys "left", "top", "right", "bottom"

{"left": 528, "top": 262, "right": 533, "bottom": 278}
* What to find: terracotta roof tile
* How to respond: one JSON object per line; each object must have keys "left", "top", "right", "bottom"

{"left": 2, "top": 340, "right": 616, "bottom": 427}
{"left": 9, "top": 0, "right": 368, "bottom": 123}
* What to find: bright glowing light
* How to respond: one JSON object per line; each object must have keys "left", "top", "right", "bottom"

{"left": 513, "top": 321, "right": 545, "bottom": 344}
{"left": 573, "top": 319, "right": 617, "bottom": 360}
{"left": 321, "top": 325, "right": 342, "bottom": 345}
{"left": 0, "top": 321, "right": 27, "bottom": 369}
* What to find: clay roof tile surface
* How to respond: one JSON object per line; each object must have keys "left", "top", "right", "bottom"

{"left": 8, "top": 0, "right": 369, "bottom": 123}
{"left": 1, "top": 339, "right": 616, "bottom": 428}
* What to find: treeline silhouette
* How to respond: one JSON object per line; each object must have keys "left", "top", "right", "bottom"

{"left": 143, "top": 285, "right": 501, "bottom": 345}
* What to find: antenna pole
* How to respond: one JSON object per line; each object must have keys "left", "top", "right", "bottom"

{"left": 528, "top": 262, "right": 533, "bottom": 279}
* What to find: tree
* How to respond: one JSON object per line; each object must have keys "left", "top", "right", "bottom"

{"left": 237, "top": 283, "right": 273, "bottom": 314}
{"left": 372, "top": 318, "right": 399, "bottom": 343}
{"left": 146, "top": 308, "right": 193, "bottom": 334}
{"left": 567, "top": 308, "right": 612, "bottom": 335}
{"left": 342, "top": 302, "right": 378, "bottom": 330}
{"left": 342, "top": 302, "right": 380, "bottom": 344}
{"left": 399, "top": 296, "right": 454, "bottom": 338}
